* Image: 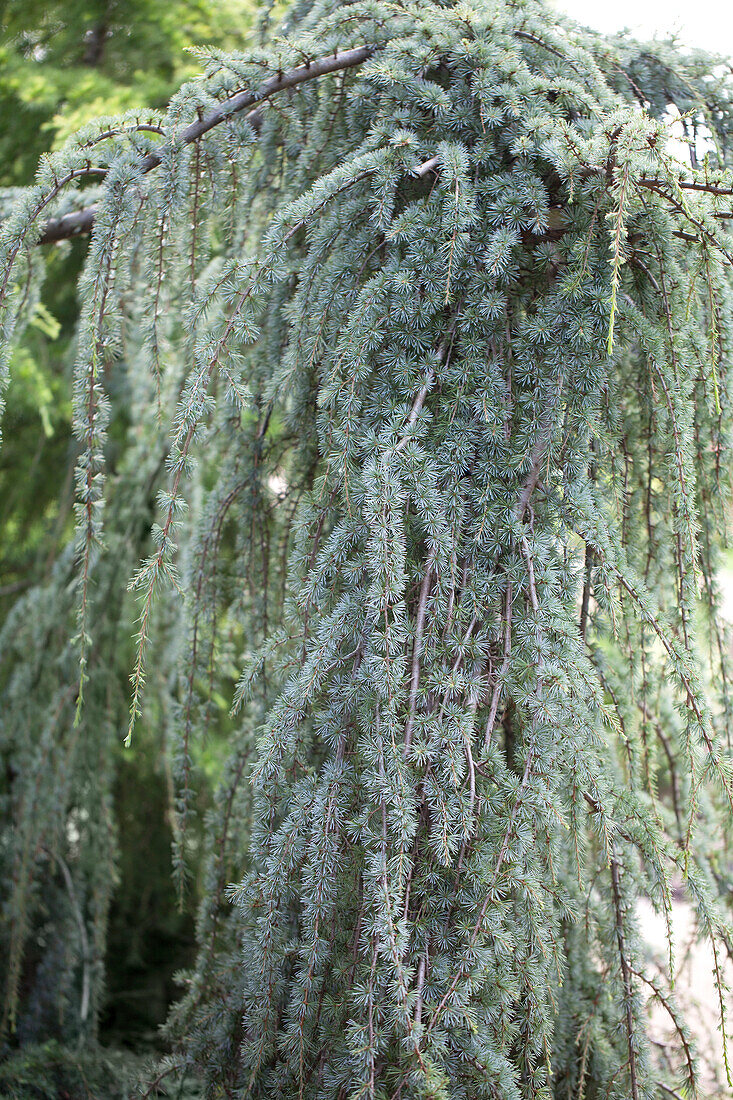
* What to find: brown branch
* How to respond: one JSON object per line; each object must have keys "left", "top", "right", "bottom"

{"left": 629, "top": 965, "right": 696, "bottom": 1093}
{"left": 35, "top": 45, "right": 377, "bottom": 245}
{"left": 403, "top": 553, "right": 435, "bottom": 759}
{"left": 639, "top": 176, "right": 733, "bottom": 199}
{"left": 610, "top": 853, "right": 640, "bottom": 1100}
{"left": 637, "top": 178, "right": 733, "bottom": 262}
{"left": 29, "top": 91, "right": 733, "bottom": 249}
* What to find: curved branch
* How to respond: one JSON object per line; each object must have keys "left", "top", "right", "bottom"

{"left": 28, "top": 62, "right": 733, "bottom": 247}
{"left": 36, "top": 45, "right": 377, "bottom": 245}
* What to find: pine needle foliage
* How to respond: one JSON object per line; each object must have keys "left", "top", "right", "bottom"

{"left": 3, "top": 0, "right": 733, "bottom": 1096}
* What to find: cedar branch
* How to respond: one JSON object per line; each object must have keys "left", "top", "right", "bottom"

{"left": 34, "top": 45, "right": 377, "bottom": 245}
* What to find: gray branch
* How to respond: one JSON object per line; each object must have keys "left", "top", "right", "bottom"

{"left": 37, "top": 44, "right": 376, "bottom": 245}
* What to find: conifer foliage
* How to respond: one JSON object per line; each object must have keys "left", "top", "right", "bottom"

{"left": 3, "top": 0, "right": 733, "bottom": 1096}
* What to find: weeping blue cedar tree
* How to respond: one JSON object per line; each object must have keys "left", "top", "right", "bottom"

{"left": 3, "top": 0, "right": 733, "bottom": 1096}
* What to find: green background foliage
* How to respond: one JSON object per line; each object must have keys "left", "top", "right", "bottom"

{"left": 0, "top": 0, "right": 256, "bottom": 1089}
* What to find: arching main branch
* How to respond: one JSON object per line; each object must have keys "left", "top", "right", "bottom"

{"left": 37, "top": 44, "right": 377, "bottom": 245}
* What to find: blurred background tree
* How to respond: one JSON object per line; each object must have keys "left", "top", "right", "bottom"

{"left": 0, "top": 0, "right": 257, "bottom": 1084}
{"left": 0, "top": 0, "right": 259, "bottom": 600}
